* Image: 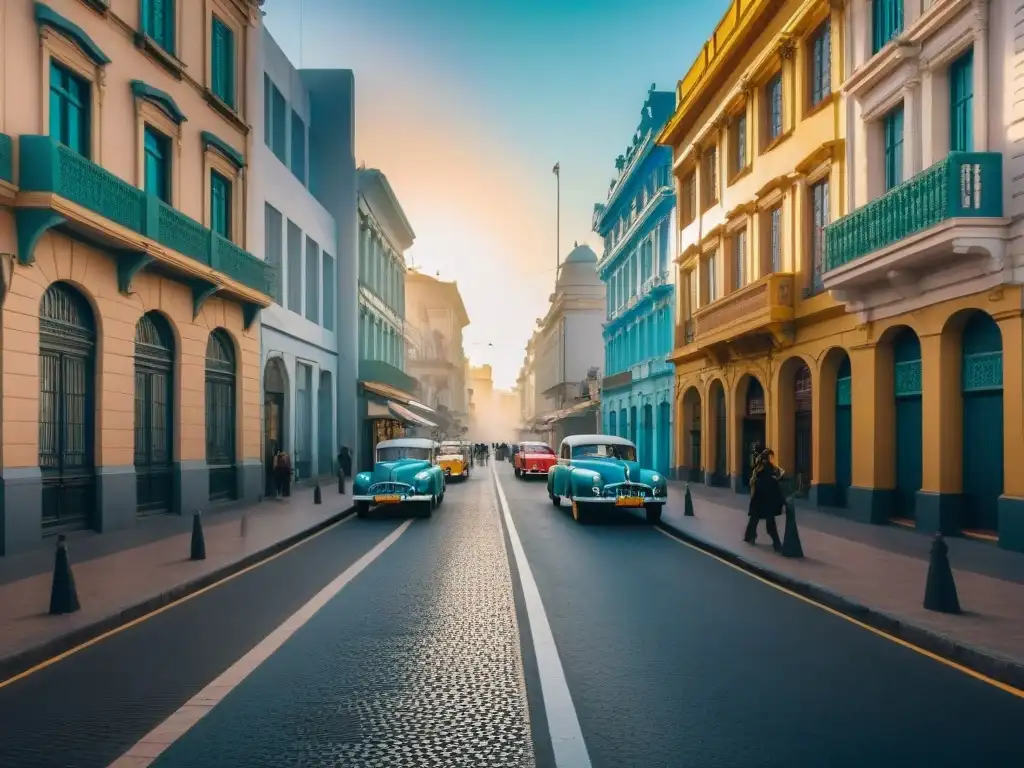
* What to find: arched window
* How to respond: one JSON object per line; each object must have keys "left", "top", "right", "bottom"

{"left": 134, "top": 312, "right": 174, "bottom": 514}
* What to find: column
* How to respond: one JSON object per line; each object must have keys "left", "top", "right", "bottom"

{"left": 846, "top": 343, "right": 896, "bottom": 522}
{"left": 972, "top": 0, "right": 988, "bottom": 150}
{"left": 998, "top": 314, "right": 1024, "bottom": 549}
{"left": 919, "top": 61, "right": 935, "bottom": 167}
{"left": 902, "top": 74, "right": 921, "bottom": 180}
{"left": 789, "top": 176, "right": 807, "bottom": 275}
{"left": 917, "top": 330, "right": 962, "bottom": 534}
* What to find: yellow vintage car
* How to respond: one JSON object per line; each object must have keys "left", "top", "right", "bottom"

{"left": 438, "top": 440, "right": 471, "bottom": 481}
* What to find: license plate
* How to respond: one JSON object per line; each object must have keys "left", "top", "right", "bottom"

{"left": 374, "top": 494, "right": 401, "bottom": 503}
{"left": 615, "top": 496, "right": 644, "bottom": 507}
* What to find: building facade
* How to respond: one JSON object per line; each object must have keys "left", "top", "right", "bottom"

{"left": 660, "top": 0, "right": 847, "bottom": 502}
{"left": 0, "top": 0, "right": 275, "bottom": 553}
{"left": 594, "top": 86, "right": 677, "bottom": 475}
{"left": 819, "top": 0, "right": 1022, "bottom": 550}
{"left": 255, "top": 27, "right": 342, "bottom": 490}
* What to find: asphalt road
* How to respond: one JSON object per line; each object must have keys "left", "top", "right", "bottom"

{"left": 1, "top": 460, "right": 1022, "bottom": 767}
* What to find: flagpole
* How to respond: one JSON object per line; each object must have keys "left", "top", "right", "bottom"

{"left": 553, "top": 162, "right": 560, "bottom": 291}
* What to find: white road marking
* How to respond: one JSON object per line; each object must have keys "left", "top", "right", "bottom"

{"left": 491, "top": 462, "right": 593, "bottom": 768}
{"left": 108, "top": 519, "right": 415, "bottom": 768}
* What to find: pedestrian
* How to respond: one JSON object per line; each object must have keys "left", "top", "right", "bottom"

{"left": 273, "top": 450, "right": 290, "bottom": 500}
{"left": 339, "top": 446, "right": 352, "bottom": 478}
{"left": 745, "top": 448, "right": 784, "bottom": 551}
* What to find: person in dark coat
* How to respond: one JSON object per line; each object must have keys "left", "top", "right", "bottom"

{"left": 744, "top": 448, "right": 784, "bottom": 551}
{"left": 339, "top": 446, "right": 352, "bottom": 478}
{"left": 273, "top": 450, "right": 290, "bottom": 500}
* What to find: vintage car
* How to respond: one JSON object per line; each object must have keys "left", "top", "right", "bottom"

{"left": 547, "top": 434, "right": 667, "bottom": 524}
{"left": 352, "top": 437, "right": 446, "bottom": 518}
{"left": 514, "top": 441, "right": 557, "bottom": 479}
{"left": 438, "top": 440, "right": 471, "bottom": 480}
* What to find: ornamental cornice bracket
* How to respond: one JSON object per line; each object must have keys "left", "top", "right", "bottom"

{"left": 778, "top": 35, "right": 797, "bottom": 61}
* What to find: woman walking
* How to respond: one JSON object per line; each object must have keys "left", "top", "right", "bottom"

{"left": 273, "top": 450, "right": 291, "bottom": 501}
{"left": 745, "top": 448, "right": 785, "bottom": 551}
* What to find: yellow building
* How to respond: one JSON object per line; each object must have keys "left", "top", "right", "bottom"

{"left": 662, "top": 0, "right": 1023, "bottom": 552}
{"left": 0, "top": 1, "right": 273, "bottom": 553}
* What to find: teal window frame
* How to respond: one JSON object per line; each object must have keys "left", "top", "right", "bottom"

{"left": 872, "top": 0, "right": 903, "bottom": 54}
{"left": 210, "top": 16, "right": 235, "bottom": 109}
{"left": 143, "top": 125, "right": 171, "bottom": 203}
{"left": 210, "top": 170, "right": 232, "bottom": 239}
{"left": 767, "top": 73, "right": 783, "bottom": 142}
{"left": 949, "top": 49, "right": 974, "bottom": 152}
{"left": 49, "top": 61, "right": 90, "bottom": 157}
{"left": 810, "top": 20, "right": 831, "bottom": 106}
{"left": 141, "top": 0, "right": 175, "bottom": 53}
{"left": 883, "top": 105, "right": 904, "bottom": 191}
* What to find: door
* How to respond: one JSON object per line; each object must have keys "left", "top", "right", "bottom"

{"left": 206, "top": 330, "right": 237, "bottom": 501}
{"left": 318, "top": 372, "right": 333, "bottom": 476}
{"left": 893, "top": 329, "right": 922, "bottom": 520}
{"left": 657, "top": 402, "right": 671, "bottom": 476}
{"left": 961, "top": 313, "right": 1003, "bottom": 532}
{"left": 641, "top": 404, "right": 653, "bottom": 467}
{"left": 715, "top": 389, "right": 727, "bottom": 483}
{"left": 689, "top": 401, "right": 701, "bottom": 482}
{"left": 39, "top": 283, "right": 96, "bottom": 533}
{"left": 835, "top": 358, "right": 852, "bottom": 507}
{"left": 264, "top": 392, "right": 284, "bottom": 496}
{"left": 794, "top": 363, "right": 813, "bottom": 495}
{"left": 134, "top": 313, "right": 174, "bottom": 515}
{"left": 742, "top": 379, "right": 766, "bottom": 490}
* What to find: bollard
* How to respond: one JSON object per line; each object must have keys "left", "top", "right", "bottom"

{"left": 314, "top": 481, "right": 322, "bottom": 505}
{"left": 240, "top": 510, "right": 249, "bottom": 538}
{"left": 684, "top": 484, "right": 695, "bottom": 517}
{"left": 49, "top": 534, "right": 81, "bottom": 615}
{"left": 924, "top": 534, "right": 961, "bottom": 614}
{"left": 190, "top": 510, "right": 207, "bottom": 561}
{"left": 781, "top": 498, "right": 804, "bottom": 558}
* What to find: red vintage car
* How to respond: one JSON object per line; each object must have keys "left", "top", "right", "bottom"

{"left": 514, "top": 442, "right": 557, "bottom": 479}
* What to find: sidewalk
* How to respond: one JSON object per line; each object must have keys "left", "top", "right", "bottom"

{"left": 0, "top": 481, "right": 353, "bottom": 682}
{"left": 661, "top": 481, "right": 1024, "bottom": 689}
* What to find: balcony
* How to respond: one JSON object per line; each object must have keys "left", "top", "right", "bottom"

{"left": 16, "top": 135, "right": 274, "bottom": 319}
{"left": 673, "top": 273, "right": 795, "bottom": 363}
{"left": 359, "top": 359, "right": 420, "bottom": 397}
{"left": 823, "top": 152, "right": 1006, "bottom": 315}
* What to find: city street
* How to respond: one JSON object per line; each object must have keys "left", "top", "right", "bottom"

{"left": 1, "top": 462, "right": 1022, "bottom": 767}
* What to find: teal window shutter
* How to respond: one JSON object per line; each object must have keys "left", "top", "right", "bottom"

{"left": 210, "top": 171, "right": 231, "bottom": 238}
{"left": 884, "top": 106, "right": 904, "bottom": 190}
{"left": 144, "top": 126, "right": 170, "bottom": 202}
{"left": 872, "top": 0, "right": 903, "bottom": 54}
{"left": 211, "top": 16, "right": 235, "bottom": 108}
{"left": 950, "top": 49, "right": 974, "bottom": 152}
{"left": 142, "top": 0, "right": 175, "bottom": 53}
{"left": 49, "top": 61, "right": 90, "bottom": 157}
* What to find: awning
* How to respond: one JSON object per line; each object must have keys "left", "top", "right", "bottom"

{"left": 388, "top": 400, "right": 437, "bottom": 428}
{"left": 362, "top": 380, "right": 436, "bottom": 413}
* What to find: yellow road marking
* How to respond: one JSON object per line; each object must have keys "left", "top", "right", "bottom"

{"left": 655, "top": 526, "right": 1024, "bottom": 700}
{"left": 0, "top": 513, "right": 356, "bottom": 690}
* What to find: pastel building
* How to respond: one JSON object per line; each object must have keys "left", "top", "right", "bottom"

{"left": 594, "top": 86, "right": 677, "bottom": 475}
{"left": 255, "top": 27, "right": 350, "bottom": 490}
{"left": 0, "top": 1, "right": 277, "bottom": 553}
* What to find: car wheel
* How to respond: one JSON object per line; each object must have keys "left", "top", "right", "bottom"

{"left": 355, "top": 501, "right": 370, "bottom": 518}
{"left": 417, "top": 500, "right": 432, "bottom": 518}
{"left": 550, "top": 493, "right": 561, "bottom": 507}
{"left": 645, "top": 504, "right": 662, "bottom": 524}
{"left": 570, "top": 499, "right": 588, "bottom": 524}
{"left": 514, "top": 467, "right": 521, "bottom": 478}
{"left": 438, "top": 489, "right": 445, "bottom": 504}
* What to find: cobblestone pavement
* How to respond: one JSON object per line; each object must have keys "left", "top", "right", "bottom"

{"left": 150, "top": 473, "right": 534, "bottom": 767}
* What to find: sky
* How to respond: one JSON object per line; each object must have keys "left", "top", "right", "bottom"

{"left": 264, "top": 0, "right": 728, "bottom": 389}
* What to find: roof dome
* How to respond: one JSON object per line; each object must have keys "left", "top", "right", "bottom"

{"left": 563, "top": 244, "right": 598, "bottom": 264}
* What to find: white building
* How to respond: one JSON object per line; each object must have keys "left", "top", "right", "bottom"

{"left": 252, "top": 28, "right": 358, "bottom": 491}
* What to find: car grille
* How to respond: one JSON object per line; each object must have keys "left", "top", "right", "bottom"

{"left": 604, "top": 483, "right": 650, "bottom": 498}
{"left": 368, "top": 482, "right": 412, "bottom": 495}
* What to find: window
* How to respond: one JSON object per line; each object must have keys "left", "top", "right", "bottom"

{"left": 210, "top": 171, "right": 231, "bottom": 238}
{"left": 732, "top": 229, "right": 747, "bottom": 290}
{"left": 883, "top": 106, "right": 904, "bottom": 190}
{"left": 264, "top": 76, "right": 286, "bottom": 161}
{"left": 681, "top": 172, "right": 697, "bottom": 225}
{"left": 950, "top": 49, "right": 974, "bottom": 152}
{"left": 702, "top": 147, "right": 718, "bottom": 208}
{"left": 210, "top": 16, "right": 235, "bottom": 108}
{"left": 688, "top": 268, "right": 698, "bottom": 314}
{"left": 768, "top": 206, "right": 782, "bottom": 273}
{"left": 287, "top": 219, "right": 302, "bottom": 313}
{"left": 143, "top": 126, "right": 170, "bottom": 203}
{"left": 322, "top": 253, "right": 335, "bottom": 331}
{"left": 731, "top": 112, "right": 747, "bottom": 175}
{"left": 142, "top": 0, "right": 175, "bottom": 53}
{"left": 706, "top": 250, "right": 719, "bottom": 302}
{"left": 49, "top": 62, "right": 90, "bottom": 157}
{"left": 767, "top": 73, "right": 783, "bottom": 142}
{"left": 291, "top": 110, "right": 307, "bottom": 183}
{"left": 305, "top": 236, "right": 319, "bottom": 323}
{"left": 872, "top": 0, "right": 903, "bottom": 54}
{"left": 265, "top": 204, "right": 284, "bottom": 304}
{"left": 810, "top": 21, "right": 831, "bottom": 107}
{"left": 810, "top": 179, "right": 830, "bottom": 294}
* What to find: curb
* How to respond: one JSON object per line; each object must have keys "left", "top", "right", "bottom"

{"left": 0, "top": 504, "right": 355, "bottom": 685}
{"left": 657, "top": 516, "right": 1024, "bottom": 693}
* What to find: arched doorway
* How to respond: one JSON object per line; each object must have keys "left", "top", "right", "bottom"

{"left": 961, "top": 312, "right": 1003, "bottom": 533}
{"left": 263, "top": 357, "right": 288, "bottom": 496}
{"left": 206, "top": 329, "right": 236, "bottom": 501}
{"left": 295, "top": 363, "right": 313, "bottom": 479}
{"left": 134, "top": 312, "right": 174, "bottom": 515}
{"left": 893, "top": 328, "right": 922, "bottom": 520}
{"left": 794, "top": 363, "right": 813, "bottom": 495}
{"left": 835, "top": 355, "right": 852, "bottom": 507}
{"left": 318, "top": 370, "right": 333, "bottom": 475}
{"left": 657, "top": 400, "right": 671, "bottom": 476}
{"left": 741, "top": 377, "right": 766, "bottom": 490}
{"left": 641, "top": 403, "right": 653, "bottom": 467}
{"left": 609, "top": 409, "right": 617, "bottom": 436}
{"left": 682, "top": 387, "right": 702, "bottom": 481}
{"left": 710, "top": 379, "right": 727, "bottom": 486}
{"left": 39, "top": 282, "right": 96, "bottom": 532}
{"left": 618, "top": 408, "right": 627, "bottom": 439}
{"left": 629, "top": 405, "right": 638, "bottom": 446}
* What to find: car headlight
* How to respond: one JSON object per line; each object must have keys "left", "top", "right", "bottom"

{"left": 592, "top": 486, "right": 602, "bottom": 496}
{"left": 416, "top": 471, "right": 429, "bottom": 480}
{"left": 652, "top": 474, "right": 660, "bottom": 483}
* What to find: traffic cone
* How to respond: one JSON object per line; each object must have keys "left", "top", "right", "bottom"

{"left": 684, "top": 484, "right": 695, "bottom": 517}
{"left": 781, "top": 499, "right": 804, "bottom": 558}
{"left": 49, "top": 534, "right": 80, "bottom": 615}
{"left": 190, "top": 510, "right": 206, "bottom": 561}
{"left": 924, "top": 534, "right": 960, "bottom": 614}
{"left": 314, "top": 481, "right": 322, "bottom": 505}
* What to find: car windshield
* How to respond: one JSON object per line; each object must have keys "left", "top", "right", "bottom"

{"left": 523, "top": 444, "right": 554, "bottom": 455}
{"left": 377, "top": 446, "right": 432, "bottom": 462}
{"left": 571, "top": 443, "right": 637, "bottom": 461}
{"left": 440, "top": 443, "right": 462, "bottom": 454}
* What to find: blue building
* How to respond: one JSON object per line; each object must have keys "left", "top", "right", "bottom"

{"left": 593, "top": 87, "right": 676, "bottom": 475}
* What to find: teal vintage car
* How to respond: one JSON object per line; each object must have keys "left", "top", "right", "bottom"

{"left": 353, "top": 437, "right": 446, "bottom": 518}
{"left": 547, "top": 434, "right": 667, "bottom": 524}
